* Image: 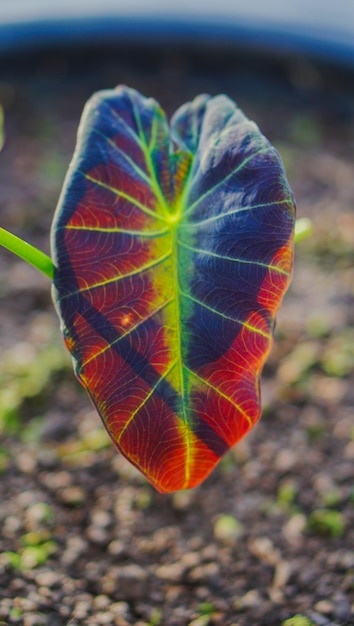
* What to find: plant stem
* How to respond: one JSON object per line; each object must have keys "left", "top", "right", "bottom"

{"left": 0, "top": 228, "right": 54, "bottom": 280}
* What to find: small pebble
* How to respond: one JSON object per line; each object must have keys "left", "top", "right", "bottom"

{"left": 272, "top": 560, "right": 291, "bottom": 590}
{"left": 23, "top": 613, "right": 48, "bottom": 626}
{"left": 233, "top": 589, "right": 263, "bottom": 610}
{"left": 35, "top": 570, "right": 61, "bottom": 588}
{"left": 155, "top": 562, "right": 185, "bottom": 582}
{"left": 274, "top": 449, "right": 298, "bottom": 472}
{"left": 188, "top": 562, "right": 219, "bottom": 583}
{"left": 110, "top": 602, "right": 130, "bottom": 618}
{"left": 95, "top": 612, "right": 115, "bottom": 625}
{"left": 16, "top": 452, "right": 37, "bottom": 474}
{"left": 180, "top": 551, "right": 201, "bottom": 569}
{"left": 200, "top": 544, "right": 219, "bottom": 561}
{"left": 108, "top": 539, "right": 126, "bottom": 556}
{"left": 282, "top": 514, "right": 306, "bottom": 545}
{"left": 187, "top": 616, "right": 211, "bottom": 626}
{"left": 40, "top": 471, "right": 72, "bottom": 491}
{"left": 86, "top": 525, "right": 110, "bottom": 545}
{"left": 248, "top": 537, "right": 280, "bottom": 566}
{"left": 90, "top": 510, "right": 112, "bottom": 528}
{"left": 314, "top": 599, "right": 334, "bottom": 614}
{"left": 59, "top": 486, "right": 86, "bottom": 505}
{"left": 344, "top": 440, "right": 354, "bottom": 459}
{"left": 93, "top": 595, "right": 111, "bottom": 611}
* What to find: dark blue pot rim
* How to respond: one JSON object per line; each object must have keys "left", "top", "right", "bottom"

{"left": 1, "top": 15, "right": 354, "bottom": 67}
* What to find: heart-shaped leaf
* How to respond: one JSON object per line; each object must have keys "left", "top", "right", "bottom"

{"left": 51, "top": 86, "right": 295, "bottom": 493}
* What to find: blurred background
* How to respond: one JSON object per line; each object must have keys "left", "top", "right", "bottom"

{"left": 0, "top": 3, "right": 353, "bottom": 626}
{"left": 1, "top": 0, "right": 354, "bottom": 62}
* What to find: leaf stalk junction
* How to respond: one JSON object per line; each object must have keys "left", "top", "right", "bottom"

{"left": 0, "top": 218, "right": 310, "bottom": 282}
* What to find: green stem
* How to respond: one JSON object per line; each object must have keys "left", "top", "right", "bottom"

{"left": 0, "top": 228, "right": 54, "bottom": 280}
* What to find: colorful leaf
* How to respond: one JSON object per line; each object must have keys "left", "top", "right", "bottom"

{"left": 51, "top": 86, "right": 295, "bottom": 493}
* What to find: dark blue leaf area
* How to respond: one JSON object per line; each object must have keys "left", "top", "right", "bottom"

{"left": 188, "top": 154, "right": 290, "bottom": 225}
{"left": 91, "top": 89, "right": 170, "bottom": 163}
{"left": 196, "top": 204, "right": 294, "bottom": 264}
{"left": 178, "top": 97, "right": 294, "bottom": 371}
{"left": 171, "top": 94, "right": 209, "bottom": 154}
{"left": 184, "top": 266, "right": 272, "bottom": 371}
{"left": 183, "top": 207, "right": 291, "bottom": 370}
{"left": 185, "top": 309, "right": 247, "bottom": 371}
{"left": 180, "top": 183, "right": 294, "bottom": 367}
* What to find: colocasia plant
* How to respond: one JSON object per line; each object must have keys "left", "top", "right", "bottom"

{"left": 0, "top": 86, "right": 303, "bottom": 492}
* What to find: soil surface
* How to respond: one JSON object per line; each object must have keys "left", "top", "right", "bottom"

{"left": 0, "top": 44, "right": 353, "bottom": 626}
